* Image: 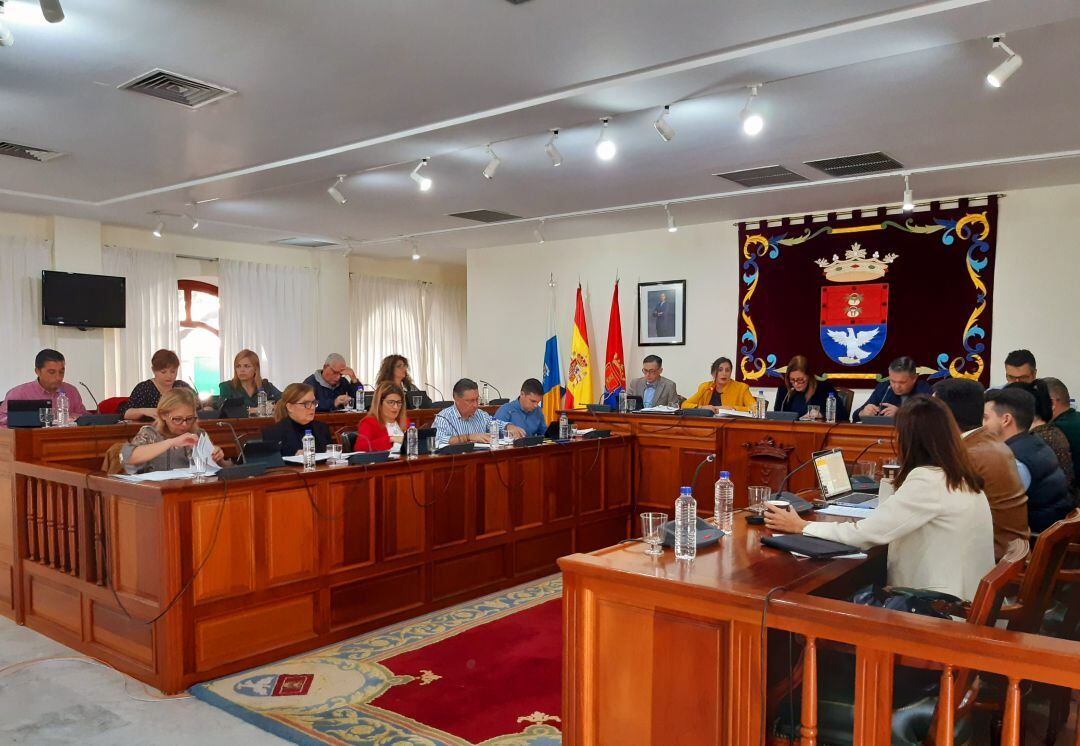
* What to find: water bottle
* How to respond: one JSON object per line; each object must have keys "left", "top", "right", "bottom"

{"left": 488, "top": 419, "right": 500, "bottom": 449}
{"left": 618, "top": 390, "right": 628, "bottom": 413}
{"left": 825, "top": 392, "right": 837, "bottom": 424}
{"left": 356, "top": 389, "right": 366, "bottom": 413}
{"left": 558, "top": 412, "right": 570, "bottom": 440}
{"left": 302, "top": 430, "right": 316, "bottom": 472}
{"left": 406, "top": 423, "right": 419, "bottom": 459}
{"left": 674, "top": 486, "right": 697, "bottom": 561}
{"left": 714, "top": 471, "right": 734, "bottom": 535}
{"left": 257, "top": 390, "right": 268, "bottom": 417}
{"left": 55, "top": 390, "right": 68, "bottom": 426}
{"left": 480, "top": 383, "right": 490, "bottom": 406}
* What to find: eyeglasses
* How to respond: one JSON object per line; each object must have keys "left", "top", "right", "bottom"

{"left": 788, "top": 377, "right": 808, "bottom": 385}
{"left": 384, "top": 399, "right": 404, "bottom": 407}
{"left": 290, "top": 400, "right": 318, "bottom": 409}
{"left": 168, "top": 416, "right": 197, "bottom": 426}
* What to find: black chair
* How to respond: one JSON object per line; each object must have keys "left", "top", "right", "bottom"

{"left": 430, "top": 400, "right": 453, "bottom": 409}
{"left": 489, "top": 398, "right": 510, "bottom": 406}
{"left": 339, "top": 430, "right": 358, "bottom": 452}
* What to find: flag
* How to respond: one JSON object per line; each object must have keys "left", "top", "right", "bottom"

{"left": 564, "top": 284, "right": 594, "bottom": 409}
{"left": 541, "top": 279, "right": 563, "bottom": 424}
{"left": 601, "top": 281, "right": 625, "bottom": 408}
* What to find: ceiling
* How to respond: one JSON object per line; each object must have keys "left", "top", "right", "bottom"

{"left": 1, "top": 0, "right": 1078, "bottom": 263}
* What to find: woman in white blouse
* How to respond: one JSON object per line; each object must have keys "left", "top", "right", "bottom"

{"left": 765, "top": 394, "right": 995, "bottom": 601}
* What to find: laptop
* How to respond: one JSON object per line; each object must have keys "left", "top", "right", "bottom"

{"left": 243, "top": 440, "right": 286, "bottom": 468}
{"left": 397, "top": 427, "right": 437, "bottom": 456}
{"left": 812, "top": 448, "right": 879, "bottom": 508}
{"left": 859, "top": 415, "right": 895, "bottom": 426}
{"left": 6, "top": 399, "right": 50, "bottom": 428}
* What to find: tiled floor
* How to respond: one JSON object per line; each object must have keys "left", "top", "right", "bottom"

{"left": 0, "top": 616, "right": 287, "bottom": 745}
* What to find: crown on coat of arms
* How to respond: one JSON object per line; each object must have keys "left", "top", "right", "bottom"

{"left": 814, "top": 243, "right": 898, "bottom": 283}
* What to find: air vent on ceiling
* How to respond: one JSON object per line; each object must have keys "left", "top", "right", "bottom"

{"left": 272, "top": 238, "right": 340, "bottom": 249}
{"left": 447, "top": 209, "right": 524, "bottom": 223}
{"left": 715, "top": 165, "right": 808, "bottom": 188}
{"left": 119, "top": 69, "right": 236, "bottom": 109}
{"left": 0, "top": 141, "right": 65, "bottom": 162}
{"left": 804, "top": 152, "right": 904, "bottom": 178}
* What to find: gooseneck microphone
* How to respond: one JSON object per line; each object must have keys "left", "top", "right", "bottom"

{"left": 689, "top": 453, "right": 716, "bottom": 496}
{"left": 216, "top": 421, "right": 246, "bottom": 464}
{"left": 78, "top": 381, "right": 101, "bottom": 411}
{"left": 478, "top": 380, "right": 503, "bottom": 400}
{"left": 775, "top": 456, "right": 819, "bottom": 499}
{"left": 850, "top": 438, "right": 887, "bottom": 465}
{"left": 423, "top": 382, "right": 445, "bottom": 400}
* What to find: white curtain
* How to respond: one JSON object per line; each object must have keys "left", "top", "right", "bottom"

{"left": 219, "top": 259, "right": 318, "bottom": 388}
{"left": 0, "top": 235, "right": 54, "bottom": 394}
{"left": 348, "top": 274, "right": 466, "bottom": 397}
{"left": 102, "top": 246, "right": 179, "bottom": 396}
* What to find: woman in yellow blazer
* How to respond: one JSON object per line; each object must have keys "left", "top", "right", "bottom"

{"left": 682, "top": 357, "right": 756, "bottom": 412}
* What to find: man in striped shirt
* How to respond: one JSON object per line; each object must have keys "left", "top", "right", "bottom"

{"left": 434, "top": 378, "right": 524, "bottom": 448}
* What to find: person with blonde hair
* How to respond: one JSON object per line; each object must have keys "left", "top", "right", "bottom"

{"left": 218, "top": 349, "right": 282, "bottom": 413}
{"left": 354, "top": 382, "right": 410, "bottom": 451}
{"left": 261, "top": 382, "right": 333, "bottom": 457}
{"left": 120, "top": 388, "right": 224, "bottom": 474}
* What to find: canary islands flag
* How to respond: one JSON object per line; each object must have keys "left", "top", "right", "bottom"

{"left": 541, "top": 280, "right": 563, "bottom": 424}
{"left": 564, "top": 284, "right": 594, "bottom": 409}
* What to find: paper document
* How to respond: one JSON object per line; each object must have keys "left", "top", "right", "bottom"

{"left": 715, "top": 408, "right": 754, "bottom": 418}
{"left": 816, "top": 505, "right": 875, "bottom": 518}
{"left": 191, "top": 432, "right": 222, "bottom": 475}
{"left": 573, "top": 428, "right": 596, "bottom": 435}
{"left": 637, "top": 405, "right": 678, "bottom": 414}
{"left": 113, "top": 467, "right": 200, "bottom": 483}
{"left": 283, "top": 452, "right": 335, "bottom": 464}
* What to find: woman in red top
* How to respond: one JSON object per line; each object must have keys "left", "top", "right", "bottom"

{"left": 355, "top": 382, "right": 409, "bottom": 451}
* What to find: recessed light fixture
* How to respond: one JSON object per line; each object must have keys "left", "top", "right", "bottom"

{"left": 152, "top": 221, "right": 164, "bottom": 239}
{"left": 665, "top": 204, "right": 678, "bottom": 233}
{"left": 902, "top": 174, "right": 915, "bottom": 212}
{"left": 654, "top": 105, "right": 675, "bottom": 142}
{"left": 410, "top": 158, "right": 432, "bottom": 191}
{"left": 545, "top": 130, "right": 563, "bottom": 167}
{"left": 986, "top": 35, "right": 1022, "bottom": 88}
{"left": 482, "top": 146, "right": 501, "bottom": 180}
{"left": 595, "top": 118, "right": 616, "bottom": 161}
{"left": 327, "top": 175, "right": 347, "bottom": 205}
{"left": 741, "top": 85, "right": 764, "bottom": 136}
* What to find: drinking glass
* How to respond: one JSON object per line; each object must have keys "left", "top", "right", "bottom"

{"left": 326, "top": 444, "right": 343, "bottom": 466}
{"left": 39, "top": 407, "right": 52, "bottom": 428}
{"left": 805, "top": 405, "right": 822, "bottom": 421}
{"left": 882, "top": 462, "right": 900, "bottom": 481}
{"left": 191, "top": 451, "right": 209, "bottom": 482}
{"left": 747, "top": 485, "right": 771, "bottom": 514}
{"left": 855, "top": 460, "right": 878, "bottom": 480}
{"left": 640, "top": 512, "right": 668, "bottom": 557}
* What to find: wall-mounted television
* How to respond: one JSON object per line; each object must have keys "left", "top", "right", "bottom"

{"left": 41, "top": 270, "right": 126, "bottom": 328}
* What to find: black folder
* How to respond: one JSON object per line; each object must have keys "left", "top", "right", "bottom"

{"left": 760, "top": 534, "right": 861, "bottom": 558}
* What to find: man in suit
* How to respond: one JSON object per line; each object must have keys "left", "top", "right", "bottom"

{"left": 650, "top": 292, "right": 675, "bottom": 338}
{"left": 934, "top": 378, "right": 1030, "bottom": 559}
{"left": 853, "top": 355, "right": 931, "bottom": 421}
{"left": 626, "top": 355, "right": 680, "bottom": 408}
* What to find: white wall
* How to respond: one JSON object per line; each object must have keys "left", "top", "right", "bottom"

{"left": 467, "top": 183, "right": 1080, "bottom": 403}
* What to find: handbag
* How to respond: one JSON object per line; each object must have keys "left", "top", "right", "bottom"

{"left": 851, "top": 584, "right": 964, "bottom": 619}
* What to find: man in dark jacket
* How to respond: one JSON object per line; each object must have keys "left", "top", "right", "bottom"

{"left": 984, "top": 387, "right": 1072, "bottom": 532}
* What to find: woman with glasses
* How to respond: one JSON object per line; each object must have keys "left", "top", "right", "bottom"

{"left": 354, "top": 382, "right": 410, "bottom": 451}
{"left": 120, "top": 388, "right": 225, "bottom": 474}
{"left": 261, "top": 382, "right": 332, "bottom": 456}
{"left": 774, "top": 355, "right": 849, "bottom": 421}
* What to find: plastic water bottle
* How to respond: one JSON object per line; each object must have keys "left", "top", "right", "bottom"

{"left": 618, "top": 390, "right": 628, "bottom": 413}
{"left": 714, "top": 471, "right": 734, "bottom": 535}
{"left": 406, "top": 423, "right": 419, "bottom": 459}
{"left": 674, "top": 486, "right": 697, "bottom": 560}
{"left": 488, "top": 420, "right": 500, "bottom": 449}
{"left": 55, "top": 390, "right": 69, "bottom": 426}
{"left": 480, "top": 383, "right": 490, "bottom": 406}
{"left": 826, "top": 392, "right": 837, "bottom": 424}
{"left": 302, "top": 430, "right": 316, "bottom": 472}
{"left": 356, "top": 389, "right": 366, "bottom": 413}
{"left": 257, "top": 390, "right": 268, "bottom": 417}
{"left": 559, "top": 412, "right": 570, "bottom": 440}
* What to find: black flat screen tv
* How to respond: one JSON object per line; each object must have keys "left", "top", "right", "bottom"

{"left": 41, "top": 270, "right": 126, "bottom": 328}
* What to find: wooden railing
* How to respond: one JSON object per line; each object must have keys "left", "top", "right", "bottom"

{"left": 14, "top": 462, "right": 106, "bottom": 586}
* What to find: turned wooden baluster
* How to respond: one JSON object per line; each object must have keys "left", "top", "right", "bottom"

{"left": 35, "top": 478, "right": 48, "bottom": 562}
{"left": 54, "top": 483, "right": 67, "bottom": 571}
{"left": 934, "top": 664, "right": 955, "bottom": 746}
{"left": 93, "top": 491, "right": 106, "bottom": 586}
{"left": 800, "top": 636, "right": 818, "bottom": 746}
{"left": 1001, "top": 677, "right": 1022, "bottom": 746}
{"left": 25, "top": 478, "right": 38, "bottom": 561}
{"left": 66, "top": 485, "right": 79, "bottom": 576}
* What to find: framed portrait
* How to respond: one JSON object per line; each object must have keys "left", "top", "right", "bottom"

{"left": 637, "top": 280, "right": 686, "bottom": 346}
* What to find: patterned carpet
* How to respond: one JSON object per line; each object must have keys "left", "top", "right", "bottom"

{"left": 191, "top": 576, "right": 563, "bottom": 745}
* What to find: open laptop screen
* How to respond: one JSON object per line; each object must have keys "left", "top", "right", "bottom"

{"left": 813, "top": 449, "right": 853, "bottom": 499}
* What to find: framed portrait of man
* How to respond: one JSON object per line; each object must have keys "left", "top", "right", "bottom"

{"left": 637, "top": 280, "right": 685, "bottom": 346}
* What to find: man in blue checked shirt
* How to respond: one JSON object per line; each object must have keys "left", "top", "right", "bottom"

{"left": 494, "top": 379, "right": 548, "bottom": 438}
{"left": 434, "top": 378, "right": 525, "bottom": 448}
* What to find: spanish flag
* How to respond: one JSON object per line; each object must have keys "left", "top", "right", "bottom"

{"left": 564, "top": 284, "right": 594, "bottom": 409}
{"left": 541, "top": 278, "right": 563, "bottom": 424}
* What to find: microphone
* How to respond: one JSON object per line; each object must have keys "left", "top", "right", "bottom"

{"left": 78, "top": 381, "right": 100, "bottom": 411}
{"left": 850, "top": 438, "right": 887, "bottom": 466}
{"left": 689, "top": 454, "right": 716, "bottom": 496}
{"left": 423, "top": 382, "right": 445, "bottom": 400}
{"left": 216, "top": 421, "right": 246, "bottom": 464}
{"left": 775, "top": 455, "right": 819, "bottom": 501}
{"left": 478, "top": 380, "right": 503, "bottom": 399}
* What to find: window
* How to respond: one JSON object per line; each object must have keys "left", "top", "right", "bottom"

{"left": 178, "top": 280, "right": 220, "bottom": 396}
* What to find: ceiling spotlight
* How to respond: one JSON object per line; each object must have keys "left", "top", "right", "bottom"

{"left": 152, "top": 221, "right": 164, "bottom": 239}
{"left": 0, "top": 21, "right": 12, "bottom": 47}
{"left": 410, "top": 159, "right": 432, "bottom": 191}
{"left": 741, "top": 85, "right": 764, "bottom": 136}
{"left": 545, "top": 130, "right": 563, "bottom": 167}
{"left": 986, "top": 35, "right": 1022, "bottom": 88}
{"left": 482, "top": 146, "right": 501, "bottom": 180}
{"left": 184, "top": 214, "right": 199, "bottom": 230}
{"left": 654, "top": 105, "right": 675, "bottom": 142}
{"left": 534, "top": 219, "right": 546, "bottom": 245}
{"left": 410, "top": 238, "right": 421, "bottom": 261}
{"left": 595, "top": 118, "right": 616, "bottom": 161}
{"left": 39, "top": 0, "right": 64, "bottom": 23}
{"left": 327, "top": 175, "right": 347, "bottom": 205}
{"left": 665, "top": 204, "right": 678, "bottom": 233}
{"left": 902, "top": 174, "right": 915, "bottom": 212}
